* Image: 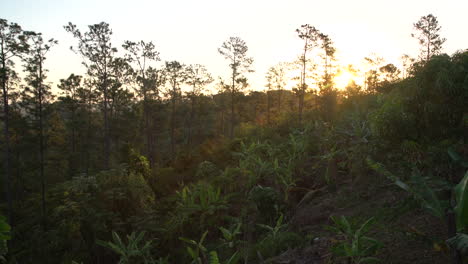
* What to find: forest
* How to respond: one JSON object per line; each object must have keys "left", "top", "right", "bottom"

{"left": 0, "top": 12, "right": 467, "bottom": 264}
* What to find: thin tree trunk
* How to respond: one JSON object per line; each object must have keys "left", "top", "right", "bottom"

{"left": 299, "top": 89, "right": 304, "bottom": 124}
{"left": 70, "top": 103, "right": 76, "bottom": 178}
{"left": 267, "top": 90, "right": 271, "bottom": 125}
{"left": 143, "top": 94, "right": 154, "bottom": 166}
{"left": 103, "top": 74, "right": 110, "bottom": 170}
{"left": 170, "top": 94, "right": 176, "bottom": 157}
{"left": 187, "top": 95, "right": 195, "bottom": 151}
{"left": 230, "top": 90, "right": 235, "bottom": 138}
{"left": 85, "top": 85, "right": 92, "bottom": 176}
{"left": 426, "top": 27, "right": 430, "bottom": 62}
{"left": 1, "top": 57, "right": 13, "bottom": 225}
{"left": 299, "top": 45, "right": 307, "bottom": 124}
{"left": 220, "top": 108, "right": 225, "bottom": 137}
{"left": 278, "top": 89, "right": 282, "bottom": 117}
{"left": 38, "top": 59, "right": 46, "bottom": 230}
{"left": 230, "top": 63, "right": 236, "bottom": 139}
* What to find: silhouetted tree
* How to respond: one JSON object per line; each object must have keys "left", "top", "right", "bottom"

{"left": 22, "top": 32, "right": 57, "bottom": 229}
{"left": 265, "top": 67, "right": 287, "bottom": 124}
{"left": 164, "top": 61, "right": 186, "bottom": 156}
{"left": 412, "top": 14, "right": 446, "bottom": 62}
{"left": 400, "top": 54, "right": 414, "bottom": 79}
{"left": 0, "top": 19, "right": 28, "bottom": 224}
{"left": 123, "top": 40, "right": 160, "bottom": 165}
{"left": 267, "top": 63, "right": 287, "bottom": 117}
{"left": 319, "top": 32, "right": 336, "bottom": 87}
{"left": 364, "top": 54, "right": 384, "bottom": 93}
{"left": 65, "top": 22, "right": 117, "bottom": 169}
{"left": 295, "top": 24, "right": 321, "bottom": 123}
{"left": 185, "top": 64, "right": 212, "bottom": 149}
{"left": 218, "top": 36, "right": 253, "bottom": 138}
{"left": 57, "top": 74, "right": 82, "bottom": 177}
{"left": 378, "top": 63, "right": 400, "bottom": 92}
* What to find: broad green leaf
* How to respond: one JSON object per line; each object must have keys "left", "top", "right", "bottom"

{"left": 447, "top": 233, "right": 468, "bottom": 254}
{"left": 359, "top": 257, "right": 381, "bottom": 263}
{"left": 179, "top": 237, "right": 197, "bottom": 245}
{"left": 454, "top": 171, "right": 468, "bottom": 231}
{"left": 448, "top": 149, "right": 468, "bottom": 168}
{"left": 226, "top": 251, "right": 240, "bottom": 264}
{"left": 187, "top": 246, "right": 197, "bottom": 259}
{"left": 219, "top": 227, "right": 231, "bottom": 240}
{"left": 209, "top": 251, "right": 220, "bottom": 264}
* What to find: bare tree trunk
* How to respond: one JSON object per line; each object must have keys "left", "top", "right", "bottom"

{"left": 170, "top": 95, "right": 176, "bottom": 157}
{"left": 103, "top": 74, "right": 110, "bottom": 170}
{"left": 278, "top": 89, "right": 282, "bottom": 117}
{"left": 220, "top": 108, "right": 225, "bottom": 137}
{"left": 1, "top": 58, "right": 13, "bottom": 225}
{"left": 143, "top": 94, "right": 154, "bottom": 166}
{"left": 426, "top": 30, "right": 430, "bottom": 62}
{"left": 38, "top": 60, "right": 46, "bottom": 230}
{"left": 70, "top": 102, "right": 76, "bottom": 178}
{"left": 85, "top": 86, "right": 92, "bottom": 176}
{"left": 231, "top": 91, "right": 235, "bottom": 138}
{"left": 267, "top": 90, "right": 271, "bottom": 125}
{"left": 299, "top": 47, "right": 307, "bottom": 124}
{"left": 298, "top": 88, "right": 304, "bottom": 124}
{"left": 187, "top": 95, "right": 195, "bottom": 152}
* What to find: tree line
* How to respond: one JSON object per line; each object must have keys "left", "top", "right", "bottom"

{"left": 0, "top": 13, "right": 464, "bottom": 264}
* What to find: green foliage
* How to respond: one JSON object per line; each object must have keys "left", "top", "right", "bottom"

{"left": 367, "top": 159, "right": 449, "bottom": 218}
{"left": 170, "top": 182, "right": 229, "bottom": 234}
{"left": 236, "top": 128, "right": 311, "bottom": 202}
{"left": 257, "top": 214, "right": 287, "bottom": 240}
{"left": 97, "top": 231, "right": 156, "bottom": 264}
{"left": 179, "top": 231, "right": 209, "bottom": 264}
{"left": 248, "top": 185, "right": 280, "bottom": 222}
{"left": 6, "top": 18, "right": 468, "bottom": 264}
{"left": 125, "top": 148, "right": 151, "bottom": 179}
{"left": 97, "top": 167, "right": 155, "bottom": 217}
{"left": 196, "top": 161, "right": 221, "bottom": 179}
{"left": 219, "top": 223, "right": 242, "bottom": 249}
{"left": 208, "top": 251, "right": 239, "bottom": 264}
{"left": 448, "top": 148, "right": 468, "bottom": 168}
{"left": 369, "top": 93, "right": 416, "bottom": 143}
{"left": 150, "top": 167, "right": 181, "bottom": 195}
{"left": 254, "top": 214, "right": 303, "bottom": 259}
{"left": 0, "top": 215, "right": 11, "bottom": 263}
{"left": 326, "top": 216, "right": 383, "bottom": 264}
{"left": 236, "top": 141, "right": 277, "bottom": 187}
{"left": 447, "top": 233, "right": 468, "bottom": 255}
{"left": 454, "top": 171, "right": 468, "bottom": 231}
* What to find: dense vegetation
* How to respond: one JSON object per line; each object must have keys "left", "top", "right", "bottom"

{"left": 0, "top": 14, "right": 467, "bottom": 263}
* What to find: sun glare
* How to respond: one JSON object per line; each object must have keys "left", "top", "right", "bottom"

{"left": 334, "top": 69, "right": 356, "bottom": 89}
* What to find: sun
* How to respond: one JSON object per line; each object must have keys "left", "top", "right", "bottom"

{"left": 334, "top": 69, "right": 356, "bottom": 89}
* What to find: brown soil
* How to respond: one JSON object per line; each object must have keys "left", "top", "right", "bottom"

{"left": 269, "top": 176, "right": 452, "bottom": 264}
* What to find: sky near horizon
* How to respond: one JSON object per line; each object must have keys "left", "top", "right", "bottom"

{"left": 2, "top": 0, "right": 468, "bottom": 92}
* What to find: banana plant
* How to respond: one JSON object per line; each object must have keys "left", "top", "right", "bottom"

{"left": 447, "top": 170, "right": 468, "bottom": 258}
{"left": 219, "top": 223, "right": 242, "bottom": 249}
{"left": 368, "top": 149, "right": 468, "bottom": 261}
{"left": 326, "top": 216, "right": 383, "bottom": 264}
{"left": 208, "top": 251, "right": 240, "bottom": 264}
{"left": 179, "top": 231, "right": 209, "bottom": 264}
{"left": 97, "top": 231, "right": 155, "bottom": 264}
{"left": 273, "top": 158, "right": 297, "bottom": 202}
{"left": 174, "top": 183, "right": 229, "bottom": 229}
{"left": 257, "top": 213, "right": 287, "bottom": 241}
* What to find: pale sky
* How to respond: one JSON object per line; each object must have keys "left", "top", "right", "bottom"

{"left": 2, "top": 0, "right": 468, "bottom": 93}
